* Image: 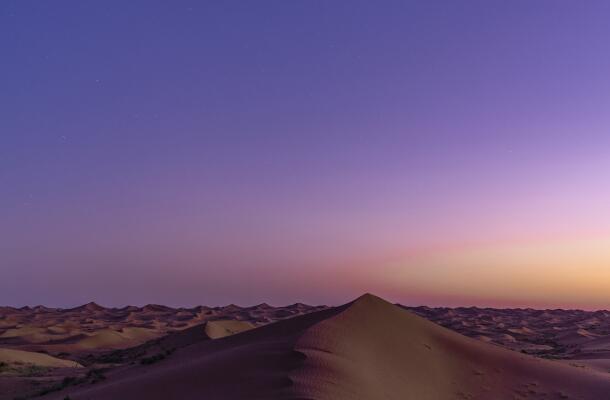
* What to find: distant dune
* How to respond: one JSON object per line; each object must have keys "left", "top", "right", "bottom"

{"left": 204, "top": 320, "right": 255, "bottom": 339}
{"left": 76, "top": 327, "right": 161, "bottom": 350}
{"left": 43, "top": 294, "right": 610, "bottom": 399}
{"left": 0, "top": 302, "right": 324, "bottom": 356}
{"left": 0, "top": 348, "right": 82, "bottom": 369}
{"left": 406, "top": 305, "right": 610, "bottom": 359}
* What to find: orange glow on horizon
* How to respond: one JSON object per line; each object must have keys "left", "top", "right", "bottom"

{"left": 357, "top": 236, "right": 610, "bottom": 310}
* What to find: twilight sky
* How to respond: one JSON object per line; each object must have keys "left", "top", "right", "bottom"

{"left": 3, "top": 1, "right": 610, "bottom": 309}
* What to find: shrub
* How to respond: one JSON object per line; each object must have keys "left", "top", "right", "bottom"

{"left": 35, "top": 373, "right": 90, "bottom": 396}
{"left": 86, "top": 368, "right": 107, "bottom": 383}
{"left": 140, "top": 353, "right": 166, "bottom": 365}
{"left": 21, "top": 365, "right": 50, "bottom": 377}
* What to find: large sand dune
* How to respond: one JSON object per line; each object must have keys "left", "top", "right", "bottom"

{"left": 45, "top": 294, "right": 610, "bottom": 399}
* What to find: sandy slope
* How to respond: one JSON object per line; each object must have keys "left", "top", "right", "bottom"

{"left": 293, "top": 295, "right": 610, "bottom": 399}
{"left": 46, "top": 294, "right": 610, "bottom": 400}
{"left": 204, "top": 320, "right": 255, "bottom": 339}
{"left": 76, "top": 327, "right": 161, "bottom": 350}
{"left": 0, "top": 349, "right": 82, "bottom": 368}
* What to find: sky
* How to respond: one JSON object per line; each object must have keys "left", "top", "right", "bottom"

{"left": 2, "top": 1, "right": 610, "bottom": 309}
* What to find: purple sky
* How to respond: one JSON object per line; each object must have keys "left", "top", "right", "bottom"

{"left": 3, "top": 1, "right": 610, "bottom": 308}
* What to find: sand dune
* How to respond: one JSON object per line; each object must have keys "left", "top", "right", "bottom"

{"left": 0, "top": 301, "right": 324, "bottom": 357}
{"left": 407, "top": 304, "right": 610, "bottom": 360}
{"left": 293, "top": 295, "right": 610, "bottom": 399}
{"left": 76, "top": 327, "right": 160, "bottom": 350}
{"left": 204, "top": 320, "right": 255, "bottom": 339}
{"left": 0, "top": 348, "right": 82, "bottom": 368}
{"left": 45, "top": 294, "right": 610, "bottom": 399}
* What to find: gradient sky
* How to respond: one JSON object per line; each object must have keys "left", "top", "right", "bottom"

{"left": 3, "top": 1, "right": 610, "bottom": 309}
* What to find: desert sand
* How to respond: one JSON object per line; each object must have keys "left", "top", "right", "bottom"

{"left": 0, "top": 302, "right": 324, "bottom": 399}
{"left": 0, "top": 302, "right": 324, "bottom": 354}
{"left": 0, "top": 349, "right": 82, "bottom": 369}
{"left": 7, "top": 294, "right": 601, "bottom": 399}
